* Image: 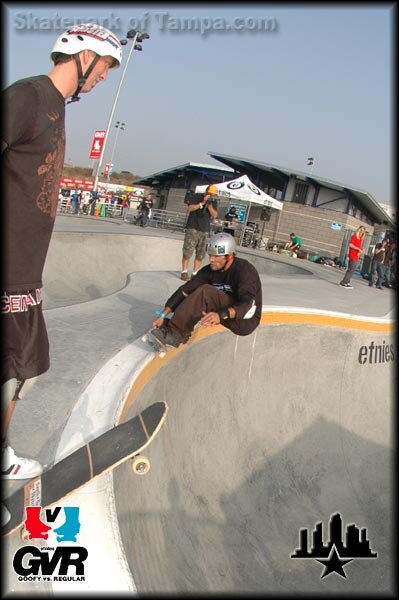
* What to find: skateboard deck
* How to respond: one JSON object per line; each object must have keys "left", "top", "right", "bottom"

{"left": 141, "top": 328, "right": 176, "bottom": 358}
{"left": 2, "top": 401, "right": 168, "bottom": 538}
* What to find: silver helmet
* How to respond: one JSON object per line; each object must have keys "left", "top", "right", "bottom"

{"left": 206, "top": 232, "right": 237, "bottom": 256}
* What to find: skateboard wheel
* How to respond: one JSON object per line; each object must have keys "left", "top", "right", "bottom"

{"left": 141, "top": 334, "right": 148, "bottom": 342}
{"left": 158, "top": 351, "right": 166, "bottom": 358}
{"left": 131, "top": 455, "right": 150, "bottom": 475}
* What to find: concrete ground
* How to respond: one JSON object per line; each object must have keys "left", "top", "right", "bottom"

{"left": 2, "top": 214, "right": 395, "bottom": 596}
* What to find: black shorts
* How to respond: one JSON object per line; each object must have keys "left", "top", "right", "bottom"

{"left": 1, "top": 290, "right": 49, "bottom": 384}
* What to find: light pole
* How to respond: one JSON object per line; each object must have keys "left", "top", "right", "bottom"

{"left": 307, "top": 156, "right": 315, "bottom": 175}
{"left": 106, "top": 121, "right": 126, "bottom": 188}
{"left": 93, "top": 30, "right": 149, "bottom": 192}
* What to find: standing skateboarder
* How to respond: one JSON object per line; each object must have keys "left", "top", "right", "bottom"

{"left": 1, "top": 24, "right": 123, "bottom": 523}
{"left": 151, "top": 232, "right": 262, "bottom": 347}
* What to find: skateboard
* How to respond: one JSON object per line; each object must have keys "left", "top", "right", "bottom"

{"left": 141, "top": 327, "right": 176, "bottom": 358}
{"left": 2, "top": 401, "right": 168, "bottom": 538}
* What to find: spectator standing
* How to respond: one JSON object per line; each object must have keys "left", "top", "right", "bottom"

{"left": 389, "top": 242, "right": 397, "bottom": 288}
{"left": 368, "top": 239, "right": 387, "bottom": 290}
{"left": 1, "top": 23, "right": 122, "bottom": 505}
{"left": 121, "top": 196, "right": 129, "bottom": 221}
{"left": 382, "top": 239, "right": 393, "bottom": 287}
{"left": 138, "top": 194, "right": 153, "bottom": 227}
{"left": 339, "top": 226, "right": 366, "bottom": 288}
{"left": 70, "top": 190, "right": 79, "bottom": 214}
{"left": 223, "top": 206, "right": 238, "bottom": 237}
{"left": 80, "top": 191, "right": 91, "bottom": 214}
{"left": 180, "top": 184, "right": 218, "bottom": 281}
{"left": 89, "top": 191, "right": 98, "bottom": 216}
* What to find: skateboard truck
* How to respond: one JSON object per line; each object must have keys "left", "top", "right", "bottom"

{"left": 142, "top": 328, "right": 171, "bottom": 358}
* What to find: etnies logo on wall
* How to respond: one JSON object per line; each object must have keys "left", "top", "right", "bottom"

{"left": 358, "top": 340, "right": 394, "bottom": 365}
{"left": 13, "top": 506, "right": 87, "bottom": 583}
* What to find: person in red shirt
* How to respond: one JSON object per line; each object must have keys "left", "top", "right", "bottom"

{"left": 339, "top": 226, "right": 366, "bottom": 288}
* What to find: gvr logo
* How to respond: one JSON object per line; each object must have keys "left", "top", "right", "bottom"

{"left": 24, "top": 506, "right": 81, "bottom": 542}
{"left": 13, "top": 546, "right": 87, "bottom": 579}
{"left": 13, "top": 506, "right": 87, "bottom": 581}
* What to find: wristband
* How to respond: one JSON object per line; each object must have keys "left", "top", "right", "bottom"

{"left": 218, "top": 309, "right": 230, "bottom": 321}
{"left": 155, "top": 310, "right": 166, "bottom": 319}
{"left": 199, "top": 202, "right": 203, "bottom": 209}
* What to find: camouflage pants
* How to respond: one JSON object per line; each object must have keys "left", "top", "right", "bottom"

{"left": 182, "top": 229, "right": 208, "bottom": 260}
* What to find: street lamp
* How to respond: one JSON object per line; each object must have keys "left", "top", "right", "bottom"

{"left": 307, "top": 156, "right": 315, "bottom": 175}
{"left": 93, "top": 30, "right": 150, "bottom": 192}
{"left": 106, "top": 120, "right": 126, "bottom": 187}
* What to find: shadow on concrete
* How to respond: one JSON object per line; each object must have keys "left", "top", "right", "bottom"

{"left": 113, "top": 324, "right": 393, "bottom": 593}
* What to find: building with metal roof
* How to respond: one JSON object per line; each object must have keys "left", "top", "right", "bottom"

{"left": 207, "top": 151, "right": 394, "bottom": 228}
{"left": 135, "top": 161, "right": 235, "bottom": 213}
{"left": 134, "top": 153, "right": 395, "bottom": 260}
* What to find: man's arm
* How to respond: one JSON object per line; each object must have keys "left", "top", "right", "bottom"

{"left": 201, "top": 266, "right": 260, "bottom": 327}
{"left": 200, "top": 292, "right": 255, "bottom": 327}
{"left": 152, "top": 286, "right": 187, "bottom": 328}
{"left": 207, "top": 200, "right": 218, "bottom": 218}
{"left": 2, "top": 81, "right": 37, "bottom": 151}
{"left": 291, "top": 237, "right": 301, "bottom": 250}
{"left": 152, "top": 275, "right": 207, "bottom": 328}
{"left": 349, "top": 242, "right": 363, "bottom": 254}
{"left": 188, "top": 201, "right": 205, "bottom": 213}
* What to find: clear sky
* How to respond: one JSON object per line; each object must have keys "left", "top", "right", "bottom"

{"left": 3, "top": 3, "right": 394, "bottom": 205}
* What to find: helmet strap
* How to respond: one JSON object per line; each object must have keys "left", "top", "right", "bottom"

{"left": 222, "top": 254, "right": 235, "bottom": 271}
{"left": 67, "top": 53, "right": 101, "bottom": 104}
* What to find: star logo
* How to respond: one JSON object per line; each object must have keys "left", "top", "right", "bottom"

{"left": 316, "top": 545, "right": 353, "bottom": 579}
{"left": 291, "top": 513, "right": 377, "bottom": 580}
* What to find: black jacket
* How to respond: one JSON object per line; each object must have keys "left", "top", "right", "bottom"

{"left": 168, "top": 257, "right": 262, "bottom": 336}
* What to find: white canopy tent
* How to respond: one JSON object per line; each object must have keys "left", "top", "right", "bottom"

{"left": 195, "top": 174, "right": 283, "bottom": 245}
{"left": 195, "top": 174, "right": 283, "bottom": 210}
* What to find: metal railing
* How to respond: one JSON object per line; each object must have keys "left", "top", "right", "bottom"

{"left": 58, "top": 198, "right": 72, "bottom": 213}
{"left": 57, "top": 198, "right": 122, "bottom": 217}
{"left": 146, "top": 208, "right": 187, "bottom": 231}
{"left": 57, "top": 201, "right": 188, "bottom": 232}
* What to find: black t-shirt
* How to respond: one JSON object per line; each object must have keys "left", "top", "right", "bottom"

{"left": 185, "top": 193, "right": 218, "bottom": 233}
{"left": 224, "top": 209, "right": 237, "bottom": 222}
{"left": 2, "top": 75, "right": 66, "bottom": 291}
{"left": 139, "top": 198, "right": 153, "bottom": 214}
{"left": 168, "top": 257, "right": 262, "bottom": 336}
{"left": 373, "top": 243, "right": 386, "bottom": 264}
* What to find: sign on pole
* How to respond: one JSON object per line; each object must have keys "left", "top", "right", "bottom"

{"left": 104, "top": 163, "right": 114, "bottom": 176}
{"left": 89, "top": 130, "right": 106, "bottom": 160}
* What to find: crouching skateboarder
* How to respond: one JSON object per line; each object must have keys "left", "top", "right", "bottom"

{"left": 151, "top": 232, "right": 262, "bottom": 347}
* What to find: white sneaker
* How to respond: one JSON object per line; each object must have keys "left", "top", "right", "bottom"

{"left": 2, "top": 504, "right": 11, "bottom": 526}
{"left": 2, "top": 445, "right": 43, "bottom": 479}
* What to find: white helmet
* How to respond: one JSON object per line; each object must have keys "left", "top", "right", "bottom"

{"left": 207, "top": 232, "right": 237, "bottom": 256}
{"left": 51, "top": 24, "right": 122, "bottom": 67}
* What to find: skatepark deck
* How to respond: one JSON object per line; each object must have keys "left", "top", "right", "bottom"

{"left": 3, "top": 215, "right": 395, "bottom": 595}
